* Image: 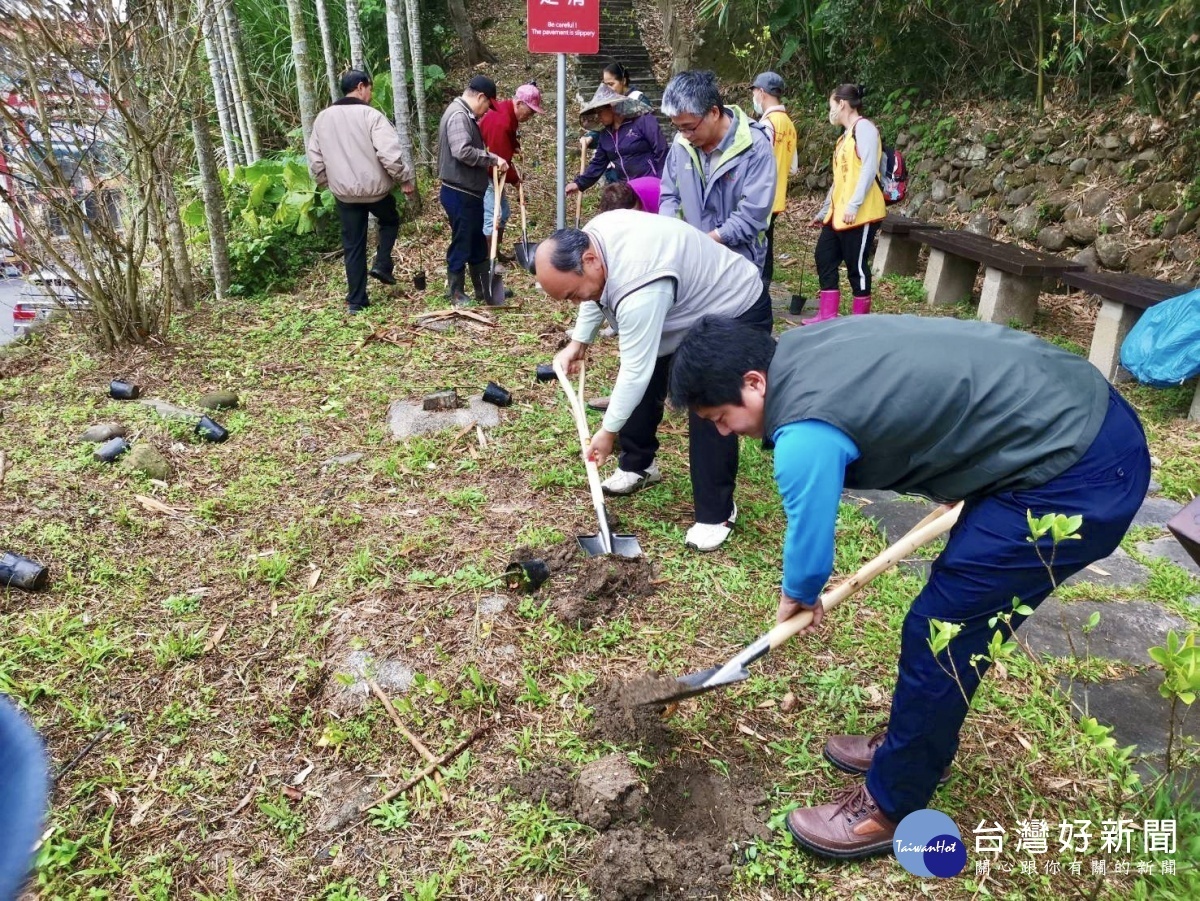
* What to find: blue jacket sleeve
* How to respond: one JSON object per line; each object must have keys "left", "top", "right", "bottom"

{"left": 772, "top": 420, "right": 860, "bottom": 604}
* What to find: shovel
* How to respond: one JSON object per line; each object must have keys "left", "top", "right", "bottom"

{"left": 553, "top": 358, "right": 643, "bottom": 558}
{"left": 574, "top": 135, "right": 587, "bottom": 228}
{"left": 513, "top": 183, "right": 537, "bottom": 272}
{"left": 486, "top": 168, "right": 507, "bottom": 306}
{"left": 642, "top": 500, "right": 964, "bottom": 705}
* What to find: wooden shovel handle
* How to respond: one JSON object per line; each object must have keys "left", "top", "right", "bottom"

{"left": 553, "top": 358, "right": 612, "bottom": 554}
{"left": 489, "top": 167, "right": 503, "bottom": 262}
{"left": 518, "top": 183, "right": 528, "bottom": 242}
{"left": 764, "top": 501, "right": 964, "bottom": 651}
{"left": 574, "top": 136, "right": 587, "bottom": 227}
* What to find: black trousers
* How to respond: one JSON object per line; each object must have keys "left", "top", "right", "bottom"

{"left": 618, "top": 284, "right": 774, "bottom": 524}
{"left": 815, "top": 221, "right": 879, "bottom": 297}
{"left": 762, "top": 215, "right": 777, "bottom": 286}
{"left": 440, "top": 184, "right": 488, "bottom": 273}
{"left": 337, "top": 195, "right": 399, "bottom": 310}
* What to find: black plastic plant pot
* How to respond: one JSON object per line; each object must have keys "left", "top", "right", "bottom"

{"left": 535, "top": 364, "right": 555, "bottom": 383}
{"left": 0, "top": 551, "right": 49, "bottom": 591}
{"left": 109, "top": 379, "right": 141, "bottom": 400}
{"left": 789, "top": 294, "right": 808, "bottom": 316}
{"left": 413, "top": 271, "right": 427, "bottom": 291}
{"left": 482, "top": 381, "right": 513, "bottom": 407}
{"left": 505, "top": 559, "right": 550, "bottom": 593}
{"left": 93, "top": 437, "right": 130, "bottom": 463}
{"left": 195, "top": 415, "right": 229, "bottom": 443}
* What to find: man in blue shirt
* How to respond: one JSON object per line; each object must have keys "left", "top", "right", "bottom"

{"left": 668, "top": 314, "right": 1149, "bottom": 860}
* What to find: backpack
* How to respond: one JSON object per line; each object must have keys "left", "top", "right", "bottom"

{"left": 878, "top": 145, "right": 907, "bottom": 205}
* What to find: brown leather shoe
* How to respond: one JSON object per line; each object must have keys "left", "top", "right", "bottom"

{"left": 586, "top": 396, "right": 610, "bottom": 412}
{"left": 824, "top": 730, "right": 952, "bottom": 784}
{"left": 786, "top": 783, "right": 896, "bottom": 860}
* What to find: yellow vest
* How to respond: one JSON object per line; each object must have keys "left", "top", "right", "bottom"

{"left": 763, "top": 109, "right": 797, "bottom": 215}
{"left": 825, "top": 120, "right": 886, "bottom": 231}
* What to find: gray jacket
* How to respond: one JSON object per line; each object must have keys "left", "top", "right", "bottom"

{"left": 308, "top": 98, "right": 412, "bottom": 203}
{"left": 659, "top": 105, "right": 777, "bottom": 272}
{"left": 437, "top": 97, "right": 496, "bottom": 197}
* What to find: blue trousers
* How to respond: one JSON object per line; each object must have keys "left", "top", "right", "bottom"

{"left": 866, "top": 386, "right": 1150, "bottom": 822}
{"left": 439, "top": 184, "right": 487, "bottom": 273}
{"left": 0, "top": 695, "right": 48, "bottom": 901}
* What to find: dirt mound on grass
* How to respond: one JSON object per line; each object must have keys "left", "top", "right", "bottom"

{"left": 509, "top": 542, "right": 657, "bottom": 630}
{"left": 585, "top": 677, "right": 677, "bottom": 752}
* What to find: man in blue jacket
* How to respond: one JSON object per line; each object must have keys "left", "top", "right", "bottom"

{"left": 667, "top": 314, "right": 1149, "bottom": 860}
{"left": 659, "top": 71, "right": 777, "bottom": 273}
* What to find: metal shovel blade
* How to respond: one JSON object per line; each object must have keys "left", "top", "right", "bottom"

{"left": 637, "top": 663, "right": 752, "bottom": 706}
{"left": 487, "top": 267, "right": 507, "bottom": 306}
{"left": 577, "top": 533, "right": 643, "bottom": 559}
{"left": 514, "top": 240, "right": 538, "bottom": 273}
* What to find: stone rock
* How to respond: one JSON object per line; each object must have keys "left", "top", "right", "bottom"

{"left": 1005, "top": 185, "right": 1036, "bottom": 208}
{"left": 1100, "top": 134, "right": 1121, "bottom": 150}
{"left": 388, "top": 397, "right": 500, "bottom": 440}
{"left": 1144, "top": 182, "right": 1180, "bottom": 211}
{"left": 1137, "top": 537, "right": 1200, "bottom": 577}
{"left": 954, "top": 193, "right": 974, "bottom": 214}
{"left": 1066, "top": 219, "right": 1099, "bottom": 245}
{"left": 1031, "top": 127, "right": 1052, "bottom": 144}
{"left": 478, "top": 595, "right": 508, "bottom": 617}
{"left": 929, "top": 179, "right": 950, "bottom": 203}
{"left": 320, "top": 452, "right": 364, "bottom": 471}
{"left": 573, "top": 754, "right": 643, "bottom": 830}
{"left": 915, "top": 159, "right": 937, "bottom": 176}
{"left": 896, "top": 132, "right": 910, "bottom": 148}
{"left": 1098, "top": 209, "right": 1125, "bottom": 233}
{"left": 1171, "top": 238, "right": 1194, "bottom": 263}
{"left": 1126, "top": 242, "right": 1163, "bottom": 275}
{"left": 1024, "top": 599, "right": 1189, "bottom": 666}
{"left": 1069, "top": 157, "right": 1089, "bottom": 174}
{"left": 78, "top": 422, "right": 126, "bottom": 443}
{"left": 991, "top": 172, "right": 1008, "bottom": 193}
{"left": 423, "top": 390, "right": 459, "bottom": 412}
{"left": 1134, "top": 148, "right": 1159, "bottom": 163}
{"left": 1159, "top": 208, "right": 1186, "bottom": 240}
{"left": 1063, "top": 548, "right": 1151, "bottom": 589}
{"left": 328, "top": 650, "right": 415, "bottom": 713}
{"left": 1046, "top": 150, "right": 1068, "bottom": 165}
{"left": 960, "top": 144, "right": 987, "bottom": 164}
{"left": 1072, "top": 246, "right": 1101, "bottom": 272}
{"left": 1081, "top": 188, "right": 1111, "bottom": 218}
{"left": 967, "top": 212, "right": 993, "bottom": 236}
{"left": 1010, "top": 205, "right": 1042, "bottom": 239}
{"left": 1062, "top": 201, "right": 1083, "bottom": 222}
{"left": 1132, "top": 495, "right": 1184, "bottom": 529}
{"left": 197, "top": 390, "right": 238, "bottom": 411}
{"left": 853, "top": 494, "right": 938, "bottom": 545}
{"left": 139, "top": 398, "right": 201, "bottom": 421}
{"left": 121, "top": 444, "right": 173, "bottom": 481}
{"left": 1042, "top": 191, "right": 1073, "bottom": 221}
{"left": 1094, "top": 234, "right": 1129, "bottom": 270}
{"left": 1179, "top": 206, "right": 1200, "bottom": 235}
{"left": 1037, "top": 226, "right": 1069, "bottom": 252}
{"left": 1123, "top": 193, "right": 1147, "bottom": 220}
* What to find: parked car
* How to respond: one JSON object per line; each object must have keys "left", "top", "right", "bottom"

{"left": 2, "top": 263, "right": 20, "bottom": 279}
{"left": 12, "top": 270, "right": 90, "bottom": 337}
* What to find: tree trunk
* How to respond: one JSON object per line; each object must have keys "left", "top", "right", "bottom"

{"left": 192, "top": 110, "right": 232, "bottom": 300}
{"left": 314, "top": 0, "right": 340, "bottom": 103}
{"left": 660, "top": 0, "right": 695, "bottom": 75}
{"left": 446, "top": 0, "right": 496, "bottom": 65}
{"left": 160, "top": 167, "right": 196, "bottom": 310}
{"left": 345, "top": 0, "right": 366, "bottom": 70}
{"left": 384, "top": 0, "right": 417, "bottom": 174}
{"left": 286, "top": 0, "right": 318, "bottom": 148}
{"left": 403, "top": 0, "right": 428, "bottom": 166}
{"left": 220, "top": 0, "right": 261, "bottom": 160}
{"left": 214, "top": 4, "right": 250, "bottom": 162}
{"left": 203, "top": 16, "right": 238, "bottom": 171}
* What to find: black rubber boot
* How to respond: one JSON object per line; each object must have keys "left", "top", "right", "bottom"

{"left": 468, "top": 262, "right": 490, "bottom": 304}
{"left": 447, "top": 268, "right": 472, "bottom": 307}
{"left": 495, "top": 226, "right": 514, "bottom": 264}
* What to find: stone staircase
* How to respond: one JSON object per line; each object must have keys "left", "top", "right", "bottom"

{"left": 574, "top": 0, "right": 666, "bottom": 124}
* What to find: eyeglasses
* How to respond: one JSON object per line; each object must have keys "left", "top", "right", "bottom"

{"left": 674, "top": 117, "right": 706, "bottom": 136}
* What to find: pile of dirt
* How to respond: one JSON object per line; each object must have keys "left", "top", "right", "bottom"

{"left": 509, "top": 543, "right": 657, "bottom": 630}
{"left": 585, "top": 677, "right": 678, "bottom": 752}
{"left": 508, "top": 755, "right": 771, "bottom": 901}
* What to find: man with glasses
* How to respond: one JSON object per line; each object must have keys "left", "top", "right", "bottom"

{"left": 659, "top": 70, "right": 776, "bottom": 274}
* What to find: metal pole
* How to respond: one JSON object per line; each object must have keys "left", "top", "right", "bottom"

{"left": 556, "top": 52, "right": 566, "bottom": 230}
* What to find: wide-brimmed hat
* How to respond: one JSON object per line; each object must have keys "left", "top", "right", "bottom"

{"left": 579, "top": 83, "right": 646, "bottom": 125}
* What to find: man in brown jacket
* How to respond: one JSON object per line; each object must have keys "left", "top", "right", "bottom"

{"left": 308, "top": 70, "right": 415, "bottom": 314}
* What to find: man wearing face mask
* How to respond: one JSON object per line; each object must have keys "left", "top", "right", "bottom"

{"left": 659, "top": 70, "right": 777, "bottom": 274}
{"left": 437, "top": 75, "right": 510, "bottom": 306}
{"left": 751, "top": 72, "right": 799, "bottom": 291}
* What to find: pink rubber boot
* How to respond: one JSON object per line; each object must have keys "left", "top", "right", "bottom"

{"left": 802, "top": 289, "right": 841, "bottom": 326}
{"left": 852, "top": 295, "right": 872, "bottom": 315}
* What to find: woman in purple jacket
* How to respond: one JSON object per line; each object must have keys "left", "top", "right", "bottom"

{"left": 565, "top": 84, "right": 667, "bottom": 199}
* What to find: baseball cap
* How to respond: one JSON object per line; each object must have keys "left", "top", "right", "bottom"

{"left": 467, "top": 74, "right": 498, "bottom": 100}
{"left": 514, "top": 83, "right": 543, "bottom": 114}
{"left": 752, "top": 71, "right": 786, "bottom": 97}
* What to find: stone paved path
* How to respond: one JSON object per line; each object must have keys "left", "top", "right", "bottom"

{"left": 844, "top": 486, "right": 1199, "bottom": 787}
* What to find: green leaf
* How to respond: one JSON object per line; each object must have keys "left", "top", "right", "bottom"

{"left": 248, "top": 174, "right": 271, "bottom": 210}
{"left": 181, "top": 199, "right": 207, "bottom": 229}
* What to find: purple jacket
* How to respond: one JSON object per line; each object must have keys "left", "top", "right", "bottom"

{"left": 575, "top": 113, "right": 667, "bottom": 190}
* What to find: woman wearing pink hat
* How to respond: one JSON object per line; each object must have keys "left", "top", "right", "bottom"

{"left": 479, "top": 83, "right": 543, "bottom": 262}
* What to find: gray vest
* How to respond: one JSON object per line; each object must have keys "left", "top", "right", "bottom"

{"left": 763, "top": 315, "right": 1111, "bottom": 502}
{"left": 587, "top": 210, "right": 762, "bottom": 355}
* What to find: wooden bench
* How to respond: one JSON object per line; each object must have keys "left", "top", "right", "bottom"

{"left": 910, "top": 229, "right": 1084, "bottom": 326}
{"left": 1060, "top": 270, "right": 1197, "bottom": 420}
{"left": 871, "top": 214, "right": 942, "bottom": 279}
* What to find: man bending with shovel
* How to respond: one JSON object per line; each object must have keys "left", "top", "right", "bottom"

{"left": 534, "top": 210, "right": 772, "bottom": 551}
{"left": 667, "top": 314, "right": 1149, "bottom": 858}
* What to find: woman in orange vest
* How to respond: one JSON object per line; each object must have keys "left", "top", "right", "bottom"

{"left": 805, "top": 84, "right": 886, "bottom": 325}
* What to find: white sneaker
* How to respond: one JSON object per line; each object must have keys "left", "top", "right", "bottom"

{"left": 601, "top": 462, "right": 662, "bottom": 496}
{"left": 685, "top": 503, "right": 738, "bottom": 552}
{"left": 600, "top": 325, "right": 618, "bottom": 338}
